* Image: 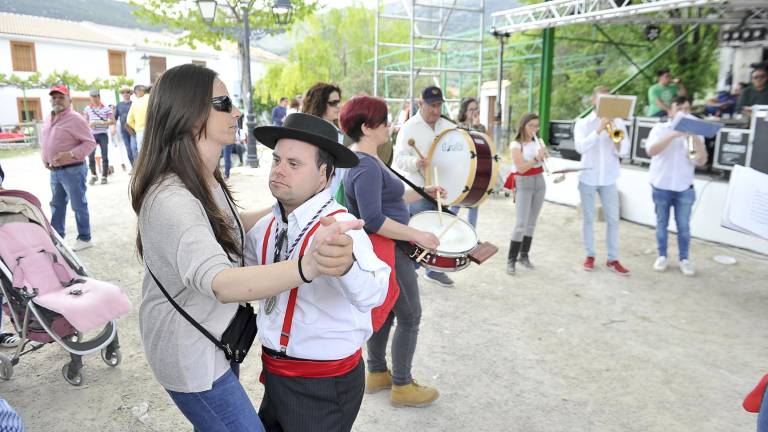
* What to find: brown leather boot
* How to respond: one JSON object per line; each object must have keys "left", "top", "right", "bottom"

{"left": 366, "top": 370, "right": 392, "bottom": 394}
{"left": 390, "top": 380, "right": 439, "bottom": 407}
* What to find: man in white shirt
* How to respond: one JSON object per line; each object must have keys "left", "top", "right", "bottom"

{"left": 248, "top": 113, "right": 390, "bottom": 432}
{"left": 645, "top": 96, "right": 708, "bottom": 276}
{"left": 393, "top": 86, "right": 456, "bottom": 287}
{"left": 574, "top": 86, "right": 631, "bottom": 275}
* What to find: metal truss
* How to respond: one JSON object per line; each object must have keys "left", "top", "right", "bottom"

{"left": 490, "top": 0, "right": 738, "bottom": 34}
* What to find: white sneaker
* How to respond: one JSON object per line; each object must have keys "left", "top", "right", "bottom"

{"left": 679, "top": 260, "right": 695, "bottom": 276}
{"left": 653, "top": 256, "right": 668, "bottom": 272}
{"left": 72, "top": 239, "right": 93, "bottom": 251}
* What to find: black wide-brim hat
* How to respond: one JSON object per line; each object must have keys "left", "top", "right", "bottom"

{"left": 253, "top": 113, "right": 359, "bottom": 168}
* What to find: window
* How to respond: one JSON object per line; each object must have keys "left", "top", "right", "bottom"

{"left": 10, "top": 41, "right": 36, "bottom": 72}
{"left": 71, "top": 98, "right": 91, "bottom": 115}
{"left": 108, "top": 50, "right": 126, "bottom": 76}
{"left": 16, "top": 97, "right": 41, "bottom": 122}
{"left": 192, "top": 60, "right": 206, "bottom": 67}
{"left": 149, "top": 56, "right": 167, "bottom": 84}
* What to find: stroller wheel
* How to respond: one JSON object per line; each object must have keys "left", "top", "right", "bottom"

{"left": 0, "top": 354, "right": 13, "bottom": 380}
{"left": 101, "top": 347, "right": 121, "bottom": 367}
{"left": 62, "top": 362, "right": 84, "bottom": 386}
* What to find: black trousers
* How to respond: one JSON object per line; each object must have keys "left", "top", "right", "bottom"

{"left": 259, "top": 359, "right": 364, "bottom": 432}
{"left": 87, "top": 133, "right": 109, "bottom": 177}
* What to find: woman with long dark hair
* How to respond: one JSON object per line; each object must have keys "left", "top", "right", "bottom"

{"left": 340, "top": 95, "right": 442, "bottom": 408}
{"left": 129, "top": 64, "right": 358, "bottom": 431}
{"left": 507, "top": 113, "right": 548, "bottom": 275}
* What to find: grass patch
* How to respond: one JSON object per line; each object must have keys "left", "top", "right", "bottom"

{"left": 0, "top": 146, "right": 39, "bottom": 159}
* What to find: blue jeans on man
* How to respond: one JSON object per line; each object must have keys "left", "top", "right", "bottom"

{"left": 167, "top": 363, "right": 264, "bottom": 432}
{"left": 222, "top": 144, "right": 235, "bottom": 179}
{"left": 120, "top": 129, "right": 137, "bottom": 167}
{"left": 50, "top": 163, "right": 91, "bottom": 242}
{"left": 758, "top": 384, "right": 768, "bottom": 432}
{"left": 578, "top": 182, "right": 620, "bottom": 261}
{"left": 652, "top": 185, "right": 695, "bottom": 261}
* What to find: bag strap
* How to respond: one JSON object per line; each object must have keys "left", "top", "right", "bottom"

{"left": 141, "top": 187, "right": 246, "bottom": 359}
{"left": 145, "top": 264, "right": 232, "bottom": 358}
{"left": 384, "top": 164, "right": 455, "bottom": 215}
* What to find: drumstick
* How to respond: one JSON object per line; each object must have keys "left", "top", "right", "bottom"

{"left": 433, "top": 167, "right": 443, "bottom": 225}
{"left": 437, "top": 217, "right": 460, "bottom": 240}
{"left": 407, "top": 139, "right": 425, "bottom": 159}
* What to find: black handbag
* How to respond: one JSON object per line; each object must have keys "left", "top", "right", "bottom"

{"left": 144, "top": 193, "right": 257, "bottom": 363}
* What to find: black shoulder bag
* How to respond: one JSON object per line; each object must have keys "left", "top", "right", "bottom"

{"left": 145, "top": 193, "right": 257, "bottom": 363}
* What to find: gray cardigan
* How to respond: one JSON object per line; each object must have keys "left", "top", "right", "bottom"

{"left": 138, "top": 175, "right": 240, "bottom": 392}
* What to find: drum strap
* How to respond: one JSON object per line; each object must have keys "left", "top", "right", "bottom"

{"left": 384, "top": 164, "right": 456, "bottom": 216}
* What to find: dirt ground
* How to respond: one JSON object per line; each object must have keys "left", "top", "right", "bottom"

{"left": 1, "top": 152, "right": 766, "bottom": 432}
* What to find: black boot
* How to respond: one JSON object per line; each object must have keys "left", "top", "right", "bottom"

{"left": 519, "top": 236, "right": 534, "bottom": 269}
{"left": 507, "top": 240, "right": 521, "bottom": 275}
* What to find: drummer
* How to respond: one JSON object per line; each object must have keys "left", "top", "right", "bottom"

{"left": 393, "top": 86, "right": 456, "bottom": 287}
{"left": 341, "top": 95, "right": 443, "bottom": 407}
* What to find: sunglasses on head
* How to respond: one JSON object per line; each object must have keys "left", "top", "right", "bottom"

{"left": 211, "top": 95, "right": 233, "bottom": 113}
{"left": 327, "top": 99, "right": 341, "bottom": 107}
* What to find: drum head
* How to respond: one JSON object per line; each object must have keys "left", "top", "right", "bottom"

{"left": 409, "top": 211, "right": 478, "bottom": 254}
{"left": 427, "top": 129, "right": 475, "bottom": 205}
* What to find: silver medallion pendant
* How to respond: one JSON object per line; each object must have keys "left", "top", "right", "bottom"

{"left": 265, "top": 296, "right": 277, "bottom": 314}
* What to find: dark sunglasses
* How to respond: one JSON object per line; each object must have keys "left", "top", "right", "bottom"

{"left": 327, "top": 99, "right": 341, "bottom": 107}
{"left": 212, "top": 95, "right": 233, "bottom": 113}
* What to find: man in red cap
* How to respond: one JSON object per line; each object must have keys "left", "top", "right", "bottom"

{"left": 40, "top": 85, "right": 97, "bottom": 251}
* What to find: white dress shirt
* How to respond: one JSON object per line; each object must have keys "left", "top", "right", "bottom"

{"left": 573, "top": 112, "right": 630, "bottom": 186}
{"left": 243, "top": 189, "right": 390, "bottom": 360}
{"left": 509, "top": 139, "right": 542, "bottom": 173}
{"left": 393, "top": 110, "right": 454, "bottom": 187}
{"left": 645, "top": 120, "right": 702, "bottom": 192}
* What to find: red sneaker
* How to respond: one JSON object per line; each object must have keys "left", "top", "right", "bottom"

{"left": 583, "top": 256, "right": 595, "bottom": 271}
{"left": 607, "top": 260, "right": 630, "bottom": 276}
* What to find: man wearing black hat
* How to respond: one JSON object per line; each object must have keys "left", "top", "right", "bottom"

{"left": 392, "top": 85, "right": 457, "bottom": 287}
{"left": 245, "top": 113, "right": 390, "bottom": 432}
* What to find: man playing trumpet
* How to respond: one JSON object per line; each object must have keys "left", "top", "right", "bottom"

{"left": 645, "top": 96, "right": 707, "bottom": 276}
{"left": 574, "top": 86, "right": 631, "bottom": 274}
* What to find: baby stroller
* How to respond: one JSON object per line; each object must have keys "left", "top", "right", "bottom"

{"left": 0, "top": 189, "right": 131, "bottom": 386}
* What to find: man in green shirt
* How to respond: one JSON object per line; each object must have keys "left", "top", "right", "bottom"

{"left": 646, "top": 68, "right": 687, "bottom": 117}
{"left": 736, "top": 66, "right": 768, "bottom": 117}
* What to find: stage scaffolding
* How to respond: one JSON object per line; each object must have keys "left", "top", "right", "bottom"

{"left": 373, "top": 0, "right": 485, "bottom": 111}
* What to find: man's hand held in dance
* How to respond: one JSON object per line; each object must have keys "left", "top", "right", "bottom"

{"left": 303, "top": 216, "right": 364, "bottom": 279}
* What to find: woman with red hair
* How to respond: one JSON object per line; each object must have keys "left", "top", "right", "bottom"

{"left": 340, "top": 95, "right": 443, "bottom": 408}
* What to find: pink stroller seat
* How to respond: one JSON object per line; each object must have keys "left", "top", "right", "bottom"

{"left": 0, "top": 222, "right": 131, "bottom": 334}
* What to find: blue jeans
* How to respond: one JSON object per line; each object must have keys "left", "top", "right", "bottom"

{"left": 652, "top": 185, "right": 695, "bottom": 261}
{"left": 50, "top": 163, "right": 91, "bottom": 242}
{"left": 120, "top": 129, "right": 137, "bottom": 167}
{"left": 449, "top": 206, "right": 478, "bottom": 228}
{"left": 167, "top": 364, "right": 264, "bottom": 432}
{"left": 758, "top": 384, "right": 768, "bottom": 432}
{"left": 578, "top": 182, "right": 620, "bottom": 261}
{"left": 222, "top": 144, "right": 234, "bottom": 178}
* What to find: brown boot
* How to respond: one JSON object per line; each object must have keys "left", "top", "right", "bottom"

{"left": 366, "top": 370, "right": 392, "bottom": 394}
{"left": 390, "top": 380, "right": 439, "bottom": 407}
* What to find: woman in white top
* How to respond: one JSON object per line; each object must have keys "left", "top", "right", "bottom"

{"left": 508, "top": 113, "right": 548, "bottom": 275}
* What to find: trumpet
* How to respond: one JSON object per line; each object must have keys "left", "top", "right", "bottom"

{"left": 605, "top": 121, "right": 625, "bottom": 144}
{"left": 686, "top": 134, "right": 698, "bottom": 160}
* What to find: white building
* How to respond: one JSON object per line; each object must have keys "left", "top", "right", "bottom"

{"left": 0, "top": 12, "right": 284, "bottom": 126}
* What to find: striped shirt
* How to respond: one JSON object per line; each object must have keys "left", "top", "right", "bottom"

{"left": 83, "top": 104, "right": 113, "bottom": 135}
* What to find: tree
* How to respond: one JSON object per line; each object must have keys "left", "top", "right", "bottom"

{"left": 130, "top": 0, "right": 318, "bottom": 109}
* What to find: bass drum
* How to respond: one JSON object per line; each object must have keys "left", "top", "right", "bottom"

{"left": 426, "top": 128, "right": 498, "bottom": 207}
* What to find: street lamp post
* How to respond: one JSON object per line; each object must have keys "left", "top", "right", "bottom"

{"left": 196, "top": 0, "right": 293, "bottom": 168}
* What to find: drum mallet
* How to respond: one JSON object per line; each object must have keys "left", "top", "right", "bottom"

{"left": 408, "top": 139, "right": 426, "bottom": 159}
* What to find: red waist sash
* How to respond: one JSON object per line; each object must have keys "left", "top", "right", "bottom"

{"left": 504, "top": 166, "right": 544, "bottom": 190}
{"left": 260, "top": 348, "right": 362, "bottom": 381}
{"left": 368, "top": 233, "right": 399, "bottom": 332}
